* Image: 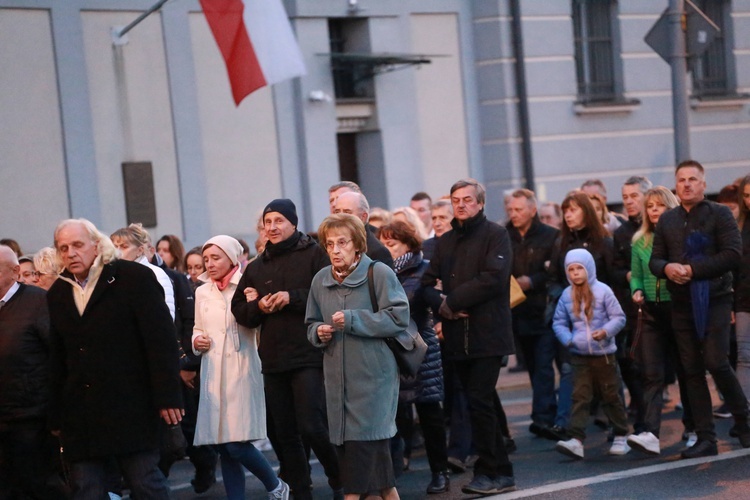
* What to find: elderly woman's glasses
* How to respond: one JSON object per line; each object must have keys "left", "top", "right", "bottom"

{"left": 325, "top": 239, "right": 352, "bottom": 251}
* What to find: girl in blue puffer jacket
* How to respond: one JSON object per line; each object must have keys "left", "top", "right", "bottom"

{"left": 552, "top": 248, "right": 630, "bottom": 459}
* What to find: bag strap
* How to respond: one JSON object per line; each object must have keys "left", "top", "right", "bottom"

{"left": 367, "top": 261, "right": 379, "bottom": 313}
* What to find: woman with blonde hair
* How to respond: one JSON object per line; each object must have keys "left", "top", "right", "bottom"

{"left": 110, "top": 223, "right": 175, "bottom": 319}
{"left": 627, "top": 186, "right": 695, "bottom": 455}
{"left": 33, "top": 246, "right": 59, "bottom": 290}
{"left": 392, "top": 206, "right": 429, "bottom": 241}
{"left": 588, "top": 193, "right": 621, "bottom": 235}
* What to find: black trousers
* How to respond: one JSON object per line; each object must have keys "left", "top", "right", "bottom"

{"left": 396, "top": 401, "right": 448, "bottom": 473}
{"left": 452, "top": 356, "right": 513, "bottom": 478}
{"left": 264, "top": 368, "right": 340, "bottom": 498}
{"left": 673, "top": 298, "right": 748, "bottom": 442}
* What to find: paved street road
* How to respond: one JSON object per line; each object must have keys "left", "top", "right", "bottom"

{"left": 163, "top": 364, "right": 750, "bottom": 499}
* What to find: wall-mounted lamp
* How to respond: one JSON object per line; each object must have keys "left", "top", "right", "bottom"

{"left": 347, "top": 0, "right": 361, "bottom": 14}
{"left": 308, "top": 90, "right": 333, "bottom": 103}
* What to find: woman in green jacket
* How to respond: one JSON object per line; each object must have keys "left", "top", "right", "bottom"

{"left": 627, "top": 187, "right": 695, "bottom": 456}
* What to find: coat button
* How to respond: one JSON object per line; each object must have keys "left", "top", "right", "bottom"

{"left": 84, "top": 383, "right": 91, "bottom": 389}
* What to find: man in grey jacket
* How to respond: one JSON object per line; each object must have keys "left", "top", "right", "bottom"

{"left": 650, "top": 160, "right": 750, "bottom": 458}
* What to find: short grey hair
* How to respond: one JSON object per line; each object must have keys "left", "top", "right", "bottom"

{"left": 623, "top": 176, "right": 652, "bottom": 194}
{"left": 432, "top": 199, "right": 453, "bottom": 215}
{"left": 328, "top": 181, "right": 361, "bottom": 194}
{"left": 450, "top": 178, "right": 486, "bottom": 205}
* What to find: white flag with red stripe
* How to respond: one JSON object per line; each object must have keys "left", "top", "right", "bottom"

{"left": 199, "top": 0, "right": 306, "bottom": 106}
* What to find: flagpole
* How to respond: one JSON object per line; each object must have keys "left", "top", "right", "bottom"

{"left": 116, "top": 0, "right": 169, "bottom": 39}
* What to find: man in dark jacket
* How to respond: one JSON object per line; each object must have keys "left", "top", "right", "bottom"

{"left": 422, "top": 179, "right": 516, "bottom": 495}
{"left": 231, "top": 199, "right": 341, "bottom": 499}
{"left": 0, "top": 245, "right": 57, "bottom": 499}
{"left": 650, "top": 161, "right": 750, "bottom": 458}
{"left": 47, "top": 219, "right": 183, "bottom": 498}
{"left": 612, "top": 176, "right": 652, "bottom": 435}
{"left": 506, "top": 189, "right": 562, "bottom": 441}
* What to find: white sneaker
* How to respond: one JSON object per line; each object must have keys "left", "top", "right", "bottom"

{"left": 268, "top": 479, "right": 289, "bottom": 500}
{"left": 686, "top": 432, "right": 698, "bottom": 448}
{"left": 609, "top": 436, "right": 631, "bottom": 455}
{"left": 627, "top": 431, "right": 660, "bottom": 455}
{"left": 556, "top": 438, "right": 584, "bottom": 459}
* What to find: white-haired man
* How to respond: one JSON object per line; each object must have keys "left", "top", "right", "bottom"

{"left": 47, "top": 219, "right": 183, "bottom": 499}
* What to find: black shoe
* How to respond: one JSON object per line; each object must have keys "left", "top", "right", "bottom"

{"left": 446, "top": 456, "right": 466, "bottom": 473}
{"left": 713, "top": 403, "right": 731, "bottom": 419}
{"left": 529, "top": 422, "right": 545, "bottom": 437}
{"left": 461, "top": 475, "right": 516, "bottom": 495}
{"left": 681, "top": 439, "right": 718, "bottom": 459}
{"left": 504, "top": 437, "right": 517, "bottom": 454}
{"left": 545, "top": 425, "right": 570, "bottom": 441}
{"left": 733, "top": 423, "right": 750, "bottom": 448}
{"left": 191, "top": 470, "right": 216, "bottom": 494}
{"left": 426, "top": 471, "right": 450, "bottom": 494}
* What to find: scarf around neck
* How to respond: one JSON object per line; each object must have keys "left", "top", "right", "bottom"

{"left": 214, "top": 265, "right": 239, "bottom": 291}
{"left": 264, "top": 231, "right": 302, "bottom": 259}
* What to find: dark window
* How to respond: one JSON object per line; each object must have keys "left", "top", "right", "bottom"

{"left": 572, "top": 0, "right": 623, "bottom": 103}
{"left": 692, "top": 0, "right": 732, "bottom": 97}
{"left": 328, "top": 19, "right": 374, "bottom": 100}
{"left": 336, "top": 133, "right": 359, "bottom": 185}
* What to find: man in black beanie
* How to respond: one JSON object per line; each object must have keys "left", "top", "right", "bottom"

{"left": 231, "top": 199, "right": 342, "bottom": 499}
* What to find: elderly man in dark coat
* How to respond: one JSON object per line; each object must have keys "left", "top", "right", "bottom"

{"left": 0, "top": 245, "right": 57, "bottom": 498}
{"left": 47, "top": 219, "right": 183, "bottom": 499}
{"left": 422, "top": 179, "right": 516, "bottom": 496}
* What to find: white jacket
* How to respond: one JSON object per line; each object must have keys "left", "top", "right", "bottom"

{"left": 135, "top": 255, "right": 175, "bottom": 320}
{"left": 191, "top": 270, "right": 266, "bottom": 445}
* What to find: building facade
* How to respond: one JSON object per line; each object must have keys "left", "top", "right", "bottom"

{"left": 1, "top": 0, "right": 749, "bottom": 252}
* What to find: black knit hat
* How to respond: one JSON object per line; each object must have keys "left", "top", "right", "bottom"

{"left": 263, "top": 199, "right": 298, "bottom": 227}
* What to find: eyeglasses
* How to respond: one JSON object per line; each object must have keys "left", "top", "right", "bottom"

{"left": 325, "top": 239, "right": 353, "bottom": 251}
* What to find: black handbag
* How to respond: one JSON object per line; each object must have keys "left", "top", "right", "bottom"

{"left": 367, "top": 262, "right": 427, "bottom": 377}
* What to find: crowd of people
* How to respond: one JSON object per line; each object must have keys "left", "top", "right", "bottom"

{"left": 1, "top": 161, "right": 750, "bottom": 499}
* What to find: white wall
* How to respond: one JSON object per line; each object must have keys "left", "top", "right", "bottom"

{"left": 411, "top": 13, "right": 471, "bottom": 200}
{"left": 0, "top": 9, "right": 68, "bottom": 253}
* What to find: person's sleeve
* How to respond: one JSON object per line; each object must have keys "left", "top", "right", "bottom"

{"left": 630, "top": 243, "right": 645, "bottom": 296}
{"left": 649, "top": 219, "right": 669, "bottom": 278}
{"left": 305, "top": 275, "right": 328, "bottom": 348}
{"left": 287, "top": 247, "right": 330, "bottom": 314}
{"left": 231, "top": 267, "right": 263, "bottom": 329}
{"left": 690, "top": 205, "right": 742, "bottom": 279}
{"left": 612, "top": 229, "right": 631, "bottom": 289}
{"left": 445, "top": 228, "right": 510, "bottom": 312}
{"left": 46, "top": 293, "right": 64, "bottom": 432}
{"left": 344, "top": 263, "right": 410, "bottom": 338}
{"left": 552, "top": 294, "right": 572, "bottom": 347}
{"left": 132, "top": 268, "right": 183, "bottom": 410}
{"left": 601, "top": 288, "right": 627, "bottom": 338}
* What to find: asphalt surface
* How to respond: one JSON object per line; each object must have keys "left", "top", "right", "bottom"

{"left": 161, "top": 359, "right": 750, "bottom": 499}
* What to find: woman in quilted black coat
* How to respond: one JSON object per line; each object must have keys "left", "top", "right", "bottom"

{"left": 379, "top": 221, "right": 449, "bottom": 495}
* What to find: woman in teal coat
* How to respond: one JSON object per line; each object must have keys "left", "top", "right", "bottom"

{"left": 306, "top": 214, "right": 410, "bottom": 500}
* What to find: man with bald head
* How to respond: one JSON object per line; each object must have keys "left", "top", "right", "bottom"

{"left": 332, "top": 190, "right": 394, "bottom": 267}
{"left": 0, "top": 245, "right": 57, "bottom": 498}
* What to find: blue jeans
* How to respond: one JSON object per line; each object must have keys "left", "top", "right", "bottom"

{"left": 216, "top": 442, "right": 279, "bottom": 499}
{"left": 70, "top": 449, "right": 168, "bottom": 500}
{"left": 673, "top": 298, "right": 748, "bottom": 442}
{"left": 554, "top": 345, "right": 573, "bottom": 429}
{"left": 517, "top": 331, "right": 558, "bottom": 426}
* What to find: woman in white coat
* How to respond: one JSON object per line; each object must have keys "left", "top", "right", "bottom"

{"left": 192, "top": 235, "right": 289, "bottom": 500}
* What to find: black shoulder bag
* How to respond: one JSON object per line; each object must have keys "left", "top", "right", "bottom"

{"left": 367, "top": 261, "right": 427, "bottom": 377}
